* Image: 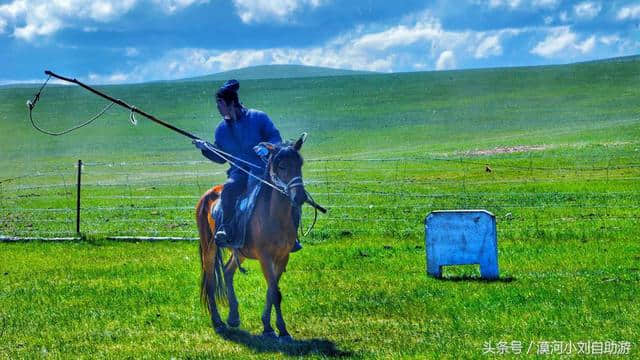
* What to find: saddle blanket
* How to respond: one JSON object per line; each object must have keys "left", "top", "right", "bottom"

{"left": 211, "top": 183, "right": 263, "bottom": 249}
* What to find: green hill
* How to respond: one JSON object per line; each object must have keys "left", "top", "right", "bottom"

{"left": 2, "top": 58, "right": 639, "bottom": 171}
{"left": 178, "top": 64, "right": 375, "bottom": 81}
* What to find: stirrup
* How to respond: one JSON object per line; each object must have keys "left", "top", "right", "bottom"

{"left": 215, "top": 226, "right": 230, "bottom": 245}
{"left": 291, "top": 239, "right": 302, "bottom": 253}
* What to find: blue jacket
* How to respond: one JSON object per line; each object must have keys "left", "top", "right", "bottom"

{"left": 201, "top": 107, "right": 282, "bottom": 177}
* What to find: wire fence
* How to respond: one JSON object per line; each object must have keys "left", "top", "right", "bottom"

{"left": 1, "top": 153, "right": 639, "bottom": 241}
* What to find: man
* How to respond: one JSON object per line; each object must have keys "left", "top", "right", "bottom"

{"left": 193, "top": 79, "right": 302, "bottom": 252}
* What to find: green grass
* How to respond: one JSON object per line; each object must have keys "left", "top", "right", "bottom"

{"left": 0, "top": 238, "right": 638, "bottom": 358}
{"left": 1, "top": 58, "right": 639, "bottom": 358}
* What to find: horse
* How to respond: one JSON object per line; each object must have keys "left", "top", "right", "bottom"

{"left": 195, "top": 134, "right": 308, "bottom": 341}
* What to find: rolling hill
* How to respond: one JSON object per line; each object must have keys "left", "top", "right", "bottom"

{"left": 177, "top": 64, "right": 375, "bottom": 82}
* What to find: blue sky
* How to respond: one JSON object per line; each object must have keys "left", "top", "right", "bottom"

{"left": 1, "top": 0, "right": 639, "bottom": 84}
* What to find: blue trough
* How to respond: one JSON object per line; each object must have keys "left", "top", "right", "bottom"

{"left": 425, "top": 210, "right": 499, "bottom": 279}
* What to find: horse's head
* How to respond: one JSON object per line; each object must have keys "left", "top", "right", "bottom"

{"left": 260, "top": 133, "right": 308, "bottom": 207}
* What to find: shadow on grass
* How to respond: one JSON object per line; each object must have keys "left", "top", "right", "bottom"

{"left": 436, "top": 275, "right": 516, "bottom": 283}
{"left": 218, "top": 327, "right": 352, "bottom": 357}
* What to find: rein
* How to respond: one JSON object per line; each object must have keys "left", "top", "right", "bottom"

{"left": 206, "top": 143, "right": 320, "bottom": 237}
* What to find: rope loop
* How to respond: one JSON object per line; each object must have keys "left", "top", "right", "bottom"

{"left": 29, "top": 102, "right": 115, "bottom": 136}
{"left": 129, "top": 106, "right": 138, "bottom": 125}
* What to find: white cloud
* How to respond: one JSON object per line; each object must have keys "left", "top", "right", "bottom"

{"left": 559, "top": 11, "right": 569, "bottom": 22}
{"left": 0, "top": 16, "right": 7, "bottom": 33}
{"left": 488, "top": 0, "right": 521, "bottom": 8}
{"left": 483, "top": 0, "right": 559, "bottom": 9}
{"left": 575, "top": 35, "right": 595, "bottom": 53}
{"left": 532, "top": 0, "right": 559, "bottom": 8}
{"left": 436, "top": 50, "right": 456, "bottom": 70}
{"left": 82, "top": 12, "right": 532, "bottom": 83}
{"left": 152, "top": 0, "right": 209, "bottom": 14}
{"left": 599, "top": 34, "right": 619, "bottom": 45}
{"left": 530, "top": 27, "right": 597, "bottom": 58}
{"left": 617, "top": 4, "right": 640, "bottom": 20}
{"left": 531, "top": 27, "right": 576, "bottom": 57}
{"left": 125, "top": 47, "right": 140, "bottom": 57}
{"left": 0, "top": 0, "right": 205, "bottom": 41}
{"left": 350, "top": 18, "right": 469, "bottom": 53}
{"left": 573, "top": 2, "right": 601, "bottom": 20}
{"left": 0, "top": 78, "right": 71, "bottom": 85}
{"left": 474, "top": 35, "right": 502, "bottom": 58}
{"left": 232, "top": 0, "right": 327, "bottom": 24}
{"left": 88, "top": 72, "right": 129, "bottom": 83}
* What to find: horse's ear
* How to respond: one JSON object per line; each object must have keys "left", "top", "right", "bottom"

{"left": 293, "top": 132, "right": 307, "bottom": 151}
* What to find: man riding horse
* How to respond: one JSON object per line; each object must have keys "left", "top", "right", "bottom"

{"left": 193, "top": 79, "right": 302, "bottom": 252}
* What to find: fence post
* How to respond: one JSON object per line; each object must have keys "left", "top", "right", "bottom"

{"left": 76, "top": 159, "right": 82, "bottom": 236}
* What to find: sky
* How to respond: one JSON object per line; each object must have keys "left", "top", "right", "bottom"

{"left": 0, "top": 0, "right": 639, "bottom": 84}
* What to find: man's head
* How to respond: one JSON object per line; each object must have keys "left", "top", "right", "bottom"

{"left": 216, "top": 79, "right": 240, "bottom": 120}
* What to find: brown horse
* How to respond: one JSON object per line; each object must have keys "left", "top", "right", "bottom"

{"left": 196, "top": 135, "right": 308, "bottom": 341}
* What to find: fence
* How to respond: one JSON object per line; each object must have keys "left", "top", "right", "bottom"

{"left": 1, "top": 150, "right": 639, "bottom": 242}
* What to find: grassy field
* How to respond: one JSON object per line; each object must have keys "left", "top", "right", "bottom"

{"left": 1, "top": 59, "right": 639, "bottom": 358}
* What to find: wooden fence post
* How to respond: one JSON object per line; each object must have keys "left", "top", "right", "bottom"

{"left": 76, "top": 159, "right": 82, "bottom": 236}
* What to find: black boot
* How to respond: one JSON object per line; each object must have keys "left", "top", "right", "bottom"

{"left": 291, "top": 239, "right": 302, "bottom": 252}
{"left": 215, "top": 223, "right": 232, "bottom": 245}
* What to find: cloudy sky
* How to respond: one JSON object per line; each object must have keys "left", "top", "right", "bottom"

{"left": 1, "top": 0, "right": 639, "bottom": 84}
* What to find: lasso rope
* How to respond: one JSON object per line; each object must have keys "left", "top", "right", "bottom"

{"left": 301, "top": 190, "right": 319, "bottom": 237}
{"left": 29, "top": 102, "right": 116, "bottom": 136}
{"left": 27, "top": 75, "right": 126, "bottom": 136}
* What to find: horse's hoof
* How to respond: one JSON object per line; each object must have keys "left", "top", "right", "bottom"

{"left": 227, "top": 318, "right": 240, "bottom": 328}
{"left": 279, "top": 334, "right": 294, "bottom": 343}
{"left": 213, "top": 323, "right": 227, "bottom": 334}
{"left": 262, "top": 330, "right": 278, "bottom": 339}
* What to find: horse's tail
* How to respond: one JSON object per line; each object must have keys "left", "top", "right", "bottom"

{"left": 196, "top": 184, "right": 228, "bottom": 314}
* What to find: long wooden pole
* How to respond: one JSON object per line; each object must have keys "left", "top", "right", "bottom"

{"left": 43, "top": 70, "right": 327, "bottom": 214}
{"left": 44, "top": 70, "right": 201, "bottom": 140}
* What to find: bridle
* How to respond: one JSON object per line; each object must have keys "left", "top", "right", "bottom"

{"left": 271, "top": 175, "right": 304, "bottom": 198}
{"left": 269, "top": 149, "right": 305, "bottom": 202}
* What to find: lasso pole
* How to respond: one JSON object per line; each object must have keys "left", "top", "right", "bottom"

{"left": 42, "top": 70, "right": 327, "bottom": 214}
{"left": 44, "top": 70, "right": 201, "bottom": 140}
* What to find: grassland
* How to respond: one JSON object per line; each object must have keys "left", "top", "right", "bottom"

{"left": 1, "top": 59, "right": 639, "bottom": 358}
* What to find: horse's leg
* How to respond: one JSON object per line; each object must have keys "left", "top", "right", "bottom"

{"left": 272, "top": 256, "right": 291, "bottom": 341}
{"left": 207, "top": 287, "right": 226, "bottom": 332}
{"left": 224, "top": 252, "right": 243, "bottom": 328}
{"left": 259, "top": 255, "right": 278, "bottom": 338}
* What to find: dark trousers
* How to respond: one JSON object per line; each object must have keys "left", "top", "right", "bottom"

{"left": 220, "top": 171, "right": 248, "bottom": 226}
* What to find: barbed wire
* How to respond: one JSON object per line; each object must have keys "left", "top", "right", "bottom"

{"left": 3, "top": 175, "right": 639, "bottom": 191}
{"left": 4, "top": 203, "right": 640, "bottom": 214}
{"left": 5, "top": 190, "right": 640, "bottom": 201}
{"left": 3, "top": 214, "right": 638, "bottom": 226}
{"left": 3, "top": 152, "right": 639, "bottom": 239}
{"left": 8, "top": 152, "right": 640, "bottom": 172}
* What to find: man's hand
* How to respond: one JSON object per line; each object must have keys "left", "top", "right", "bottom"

{"left": 193, "top": 139, "right": 211, "bottom": 150}
{"left": 253, "top": 144, "right": 269, "bottom": 157}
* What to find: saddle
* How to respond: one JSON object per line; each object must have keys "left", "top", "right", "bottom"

{"left": 211, "top": 182, "right": 263, "bottom": 249}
